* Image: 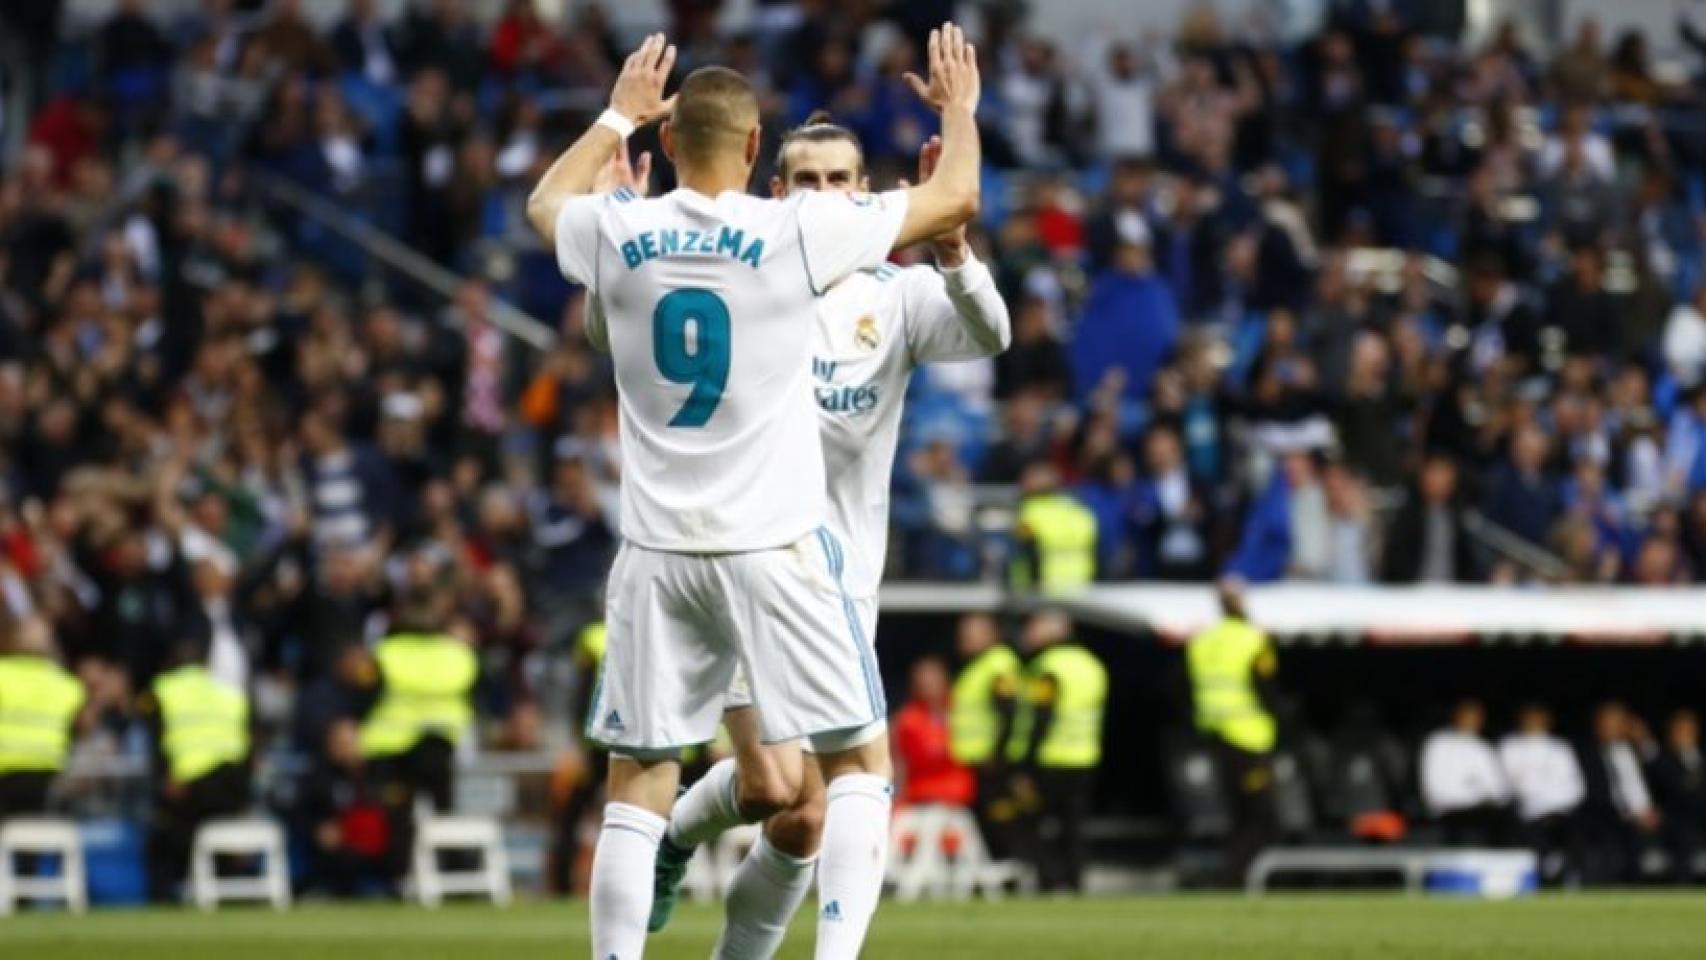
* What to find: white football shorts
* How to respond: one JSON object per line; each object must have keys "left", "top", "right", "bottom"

{"left": 586, "top": 527, "right": 886, "bottom": 755}
{"left": 726, "top": 594, "right": 882, "bottom": 753}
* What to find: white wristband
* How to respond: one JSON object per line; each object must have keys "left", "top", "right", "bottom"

{"left": 597, "top": 109, "right": 636, "bottom": 140}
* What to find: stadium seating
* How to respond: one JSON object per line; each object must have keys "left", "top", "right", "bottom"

{"left": 409, "top": 815, "right": 511, "bottom": 908}
{"left": 0, "top": 818, "right": 87, "bottom": 915}
{"left": 1162, "top": 731, "right": 1230, "bottom": 843}
{"left": 889, "top": 804, "right": 1029, "bottom": 902}
{"left": 1269, "top": 751, "right": 1317, "bottom": 840}
{"left": 188, "top": 818, "right": 291, "bottom": 911}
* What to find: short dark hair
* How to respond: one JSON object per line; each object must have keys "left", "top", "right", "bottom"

{"left": 775, "top": 110, "right": 864, "bottom": 178}
{"left": 669, "top": 66, "right": 760, "bottom": 164}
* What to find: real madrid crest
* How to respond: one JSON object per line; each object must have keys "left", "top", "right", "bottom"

{"left": 854, "top": 315, "right": 881, "bottom": 351}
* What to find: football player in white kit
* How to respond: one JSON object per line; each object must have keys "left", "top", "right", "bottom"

{"left": 525, "top": 27, "right": 983, "bottom": 960}
{"left": 620, "top": 118, "right": 1009, "bottom": 959}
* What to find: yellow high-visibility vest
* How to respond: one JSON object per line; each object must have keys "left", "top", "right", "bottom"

{"left": 358, "top": 633, "right": 477, "bottom": 758}
{"left": 154, "top": 666, "right": 248, "bottom": 784}
{"left": 949, "top": 645, "right": 1021, "bottom": 765}
{"left": 1186, "top": 617, "right": 1277, "bottom": 753}
{"left": 1007, "top": 644, "right": 1108, "bottom": 769}
{"left": 1012, "top": 493, "right": 1097, "bottom": 590}
{"left": 0, "top": 655, "right": 85, "bottom": 774}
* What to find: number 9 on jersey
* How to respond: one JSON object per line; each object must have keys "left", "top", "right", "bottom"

{"left": 652, "top": 289, "right": 731, "bottom": 427}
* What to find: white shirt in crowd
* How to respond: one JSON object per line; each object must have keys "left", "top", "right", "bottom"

{"left": 1286, "top": 481, "right": 1330, "bottom": 578}
{"left": 999, "top": 59, "right": 1055, "bottom": 167}
{"left": 1664, "top": 300, "right": 1706, "bottom": 388}
{"left": 1420, "top": 729, "right": 1511, "bottom": 815}
{"left": 203, "top": 597, "right": 249, "bottom": 693}
{"left": 1537, "top": 132, "right": 1615, "bottom": 184}
{"left": 1089, "top": 57, "right": 1155, "bottom": 160}
{"left": 1497, "top": 731, "right": 1586, "bottom": 821}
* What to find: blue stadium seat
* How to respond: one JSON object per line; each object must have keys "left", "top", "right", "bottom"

{"left": 338, "top": 74, "right": 404, "bottom": 156}
{"left": 81, "top": 819, "right": 147, "bottom": 906}
{"left": 900, "top": 389, "right": 992, "bottom": 474}
{"left": 978, "top": 166, "right": 1013, "bottom": 229}
{"left": 514, "top": 249, "right": 575, "bottom": 324}
{"left": 1226, "top": 311, "right": 1268, "bottom": 389}
{"left": 1077, "top": 161, "right": 1112, "bottom": 202}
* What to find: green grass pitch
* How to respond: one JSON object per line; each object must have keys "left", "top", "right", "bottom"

{"left": 3, "top": 894, "right": 1705, "bottom": 959}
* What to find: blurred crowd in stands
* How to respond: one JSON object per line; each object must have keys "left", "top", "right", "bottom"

{"left": 6, "top": 0, "right": 1706, "bottom": 894}
{"left": 10, "top": 0, "right": 1706, "bottom": 605}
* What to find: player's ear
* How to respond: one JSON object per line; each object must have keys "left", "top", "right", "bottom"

{"left": 745, "top": 124, "right": 761, "bottom": 166}
{"left": 860, "top": 173, "right": 871, "bottom": 192}
{"left": 770, "top": 175, "right": 786, "bottom": 199}
{"left": 659, "top": 121, "right": 676, "bottom": 162}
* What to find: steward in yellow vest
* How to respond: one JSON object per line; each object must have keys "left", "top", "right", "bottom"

{"left": 140, "top": 649, "right": 252, "bottom": 902}
{"left": 152, "top": 664, "right": 250, "bottom": 785}
{"left": 1186, "top": 616, "right": 1277, "bottom": 754}
{"left": 1008, "top": 616, "right": 1108, "bottom": 771}
{"left": 355, "top": 561, "right": 480, "bottom": 885}
{"left": 358, "top": 632, "right": 478, "bottom": 758}
{"left": 1010, "top": 464, "right": 1097, "bottom": 591}
{"left": 1006, "top": 611, "right": 1107, "bottom": 892}
{"left": 948, "top": 615, "right": 1021, "bottom": 768}
{"left": 0, "top": 619, "right": 86, "bottom": 816}
{"left": 947, "top": 614, "right": 1022, "bottom": 856}
{"left": 360, "top": 552, "right": 475, "bottom": 772}
{"left": 357, "top": 630, "right": 477, "bottom": 811}
{"left": 1184, "top": 579, "right": 1279, "bottom": 886}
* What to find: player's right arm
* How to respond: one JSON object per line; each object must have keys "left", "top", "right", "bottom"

{"left": 894, "top": 23, "right": 982, "bottom": 250}
{"left": 525, "top": 33, "right": 676, "bottom": 268}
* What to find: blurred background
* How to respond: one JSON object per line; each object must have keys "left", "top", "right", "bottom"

{"left": 4, "top": 0, "right": 1706, "bottom": 906}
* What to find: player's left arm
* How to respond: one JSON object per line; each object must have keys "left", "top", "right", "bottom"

{"left": 525, "top": 33, "right": 675, "bottom": 245}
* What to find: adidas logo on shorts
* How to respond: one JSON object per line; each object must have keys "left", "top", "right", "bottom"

{"left": 604, "top": 710, "right": 625, "bottom": 733}
{"left": 821, "top": 900, "right": 843, "bottom": 921}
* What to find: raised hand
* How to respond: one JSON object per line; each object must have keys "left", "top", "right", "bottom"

{"left": 592, "top": 138, "right": 654, "bottom": 196}
{"left": 609, "top": 33, "right": 677, "bottom": 125}
{"left": 903, "top": 22, "right": 981, "bottom": 116}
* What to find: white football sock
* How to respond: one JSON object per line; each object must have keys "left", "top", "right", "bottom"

{"left": 668, "top": 756, "right": 747, "bottom": 848}
{"left": 713, "top": 835, "right": 817, "bottom": 960}
{"left": 591, "top": 802, "right": 666, "bottom": 960}
{"left": 814, "top": 774, "right": 892, "bottom": 960}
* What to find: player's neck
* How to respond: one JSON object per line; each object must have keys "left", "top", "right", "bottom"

{"left": 676, "top": 159, "right": 750, "bottom": 199}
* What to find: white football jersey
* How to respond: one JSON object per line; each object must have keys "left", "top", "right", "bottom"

{"left": 555, "top": 185, "right": 909, "bottom": 552}
{"left": 810, "top": 256, "right": 1010, "bottom": 597}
